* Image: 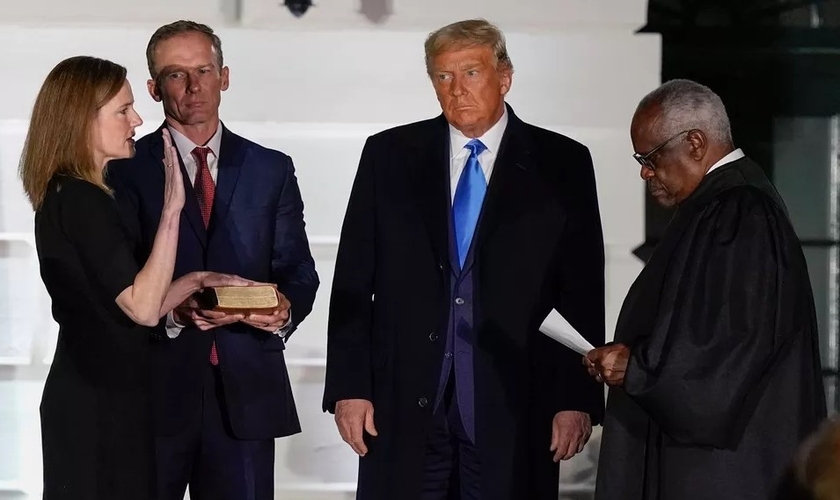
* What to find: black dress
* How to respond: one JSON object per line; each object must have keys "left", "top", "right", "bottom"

{"left": 35, "top": 175, "right": 152, "bottom": 499}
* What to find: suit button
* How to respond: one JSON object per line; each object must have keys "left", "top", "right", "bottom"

{"left": 437, "top": 261, "right": 444, "bottom": 271}
{"left": 455, "top": 297, "right": 465, "bottom": 305}
{"left": 418, "top": 397, "right": 428, "bottom": 408}
{"left": 429, "top": 331, "right": 438, "bottom": 341}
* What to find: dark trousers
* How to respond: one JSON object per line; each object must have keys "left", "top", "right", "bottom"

{"left": 420, "top": 374, "right": 482, "bottom": 500}
{"left": 154, "top": 363, "right": 275, "bottom": 500}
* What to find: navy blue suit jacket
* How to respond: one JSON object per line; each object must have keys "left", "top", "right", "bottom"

{"left": 108, "top": 124, "right": 319, "bottom": 440}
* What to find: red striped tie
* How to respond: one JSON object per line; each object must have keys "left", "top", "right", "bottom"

{"left": 191, "top": 147, "right": 219, "bottom": 366}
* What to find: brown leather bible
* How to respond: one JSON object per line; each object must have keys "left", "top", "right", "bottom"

{"left": 196, "top": 285, "right": 280, "bottom": 315}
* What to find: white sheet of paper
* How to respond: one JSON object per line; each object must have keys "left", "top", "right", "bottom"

{"left": 539, "top": 309, "right": 595, "bottom": 355}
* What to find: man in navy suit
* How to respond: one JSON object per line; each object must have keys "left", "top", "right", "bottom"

{"left": 108, "top": 20, "right": 319, "bottom": 500}
{"left": 323, "top": 19, "right": 604, "bottom": 500}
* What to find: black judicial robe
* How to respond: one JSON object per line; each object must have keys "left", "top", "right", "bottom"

{"left": 595, "top": 157, "right": 826, "bottom": 500}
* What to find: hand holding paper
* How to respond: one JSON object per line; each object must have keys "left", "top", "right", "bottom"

{"left": 584, "top": 343, "right": 629, "bottom": 387}
{"left": 539, "top": 309, "right": 595, "bottom": 356}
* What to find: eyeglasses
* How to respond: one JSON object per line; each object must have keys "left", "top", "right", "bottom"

{"left": 632, "top": 130, "right": 692, "bottom": 171}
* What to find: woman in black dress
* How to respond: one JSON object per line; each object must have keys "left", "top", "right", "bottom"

{"left": 19, "top": 56, "right": 248, "bottom": 499}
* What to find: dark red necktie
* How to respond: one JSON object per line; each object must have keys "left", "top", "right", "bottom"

{"left": 191, "top": 147, "right": 218, "bottom": 365}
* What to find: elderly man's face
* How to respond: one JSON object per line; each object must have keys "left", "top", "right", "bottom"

{"left": 430, "top": 45, "right": 511, "bottom": 138}
{"left": 631, "top": 106, "right": 706, "bottom": 208}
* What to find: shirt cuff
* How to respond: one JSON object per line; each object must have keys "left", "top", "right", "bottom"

{"left": 165, "top": 310, "right": 186, "bottom": 339}
{"left": 273, "top": 310, "right": 293, "bottom": 339}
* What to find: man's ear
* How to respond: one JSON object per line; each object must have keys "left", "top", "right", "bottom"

{"left": 687, "top": 129, "right": 707, "bottom": 161}
{"left": 220, "top": 66, "right": 230, "bottom": 92}
{"left": 147, "top": 78, "right": 162, "bottom": 103}
{"left": 499, "top": 68, "right": 513, "bottom": 96}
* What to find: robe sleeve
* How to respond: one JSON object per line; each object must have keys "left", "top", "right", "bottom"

{"left": 623, "top": 185, "right": 794, "bottom": 449}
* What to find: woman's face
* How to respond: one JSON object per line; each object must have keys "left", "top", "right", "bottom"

{"left": 90, "top": 80, "right": 143, "bottom": 169}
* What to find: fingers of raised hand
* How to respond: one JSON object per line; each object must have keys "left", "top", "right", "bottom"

{"left": 161, "top": 129, "right": 179, "bottom": 171}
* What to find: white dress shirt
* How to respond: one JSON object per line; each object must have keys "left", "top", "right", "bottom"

{"left": 449, "top": 106, "right": 509, "bottom": 200}
{"left": 168, "top": 124, "right": 223, "bottom": 185}
{"left": 706, "top": 148, "right": 745, "bottom": 176}
{"left": 164, "top": 124, "right": 292, "bottom": 339}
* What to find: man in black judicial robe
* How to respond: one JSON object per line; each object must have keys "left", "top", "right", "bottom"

{"left": 586, "top": 79, "right": 827, "bottom": 500}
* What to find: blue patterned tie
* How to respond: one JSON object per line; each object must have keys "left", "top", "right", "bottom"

{"left": 452, "top": 139, "right": 488, "bottom": 268}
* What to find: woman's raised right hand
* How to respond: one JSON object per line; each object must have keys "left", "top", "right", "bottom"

{"left": 161, "top": 128, "right": 185, "bottom": 215}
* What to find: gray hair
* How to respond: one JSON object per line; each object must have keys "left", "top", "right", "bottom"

{"left": 424, "top": 19, "right": 513, "bottom": 75}
{"left": 637, "top": 79, "right": 733, "bottom": 147}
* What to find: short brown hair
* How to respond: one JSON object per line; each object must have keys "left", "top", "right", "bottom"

{"left": 146, "top": 20, "right": 223, "bottom": 78}
{"left": 19, "top": 56, "right": 126, "bottom": 210}
{"left": 424, "top": 19, "right": 513, "bottom": 75}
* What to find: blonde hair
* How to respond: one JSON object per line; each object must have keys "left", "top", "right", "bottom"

{"left": 424, "top": 19, "right": 513, "bottom": 75}
{"left": 19, "top": 56, "right": 126, "bottom": 210}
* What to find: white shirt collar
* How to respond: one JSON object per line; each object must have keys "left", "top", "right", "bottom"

{"left": 706, "top": 148, "right": 745, "bottom": 175}
{"left": 449, "top": 106, "right": 508, "bottom": 159}
{"left": 167, "top": 122, "right": 223, "bottom": 159}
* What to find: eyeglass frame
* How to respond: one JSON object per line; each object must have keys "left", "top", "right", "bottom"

{"left": 632, "top": 129, "right": 694, "bottom": 171}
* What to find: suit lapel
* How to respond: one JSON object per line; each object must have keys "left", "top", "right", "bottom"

{"left": 414, "top": 108, "right": 535, "bottom": 275}
{"left": 413, "top": 115, "right": 451, "bottom": 269}
{"left": 474, "top": 107, "right": 535, "bottom": 253}
{"left": 212, "top": 124, "right": 245, "bottom": 229}
{"left": 150, "top": 124, "right": 207, "bottom": 247}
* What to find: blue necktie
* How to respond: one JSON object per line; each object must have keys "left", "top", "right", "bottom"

{"left": 452, "top": 139, "right": 488, "bottom": 268}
